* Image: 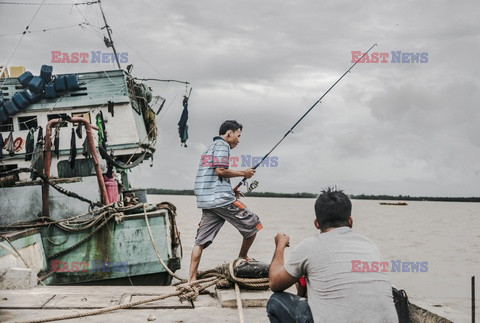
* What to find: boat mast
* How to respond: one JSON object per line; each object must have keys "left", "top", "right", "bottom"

{"left": 98, "top": 0, "right": 121, "bottom": 70}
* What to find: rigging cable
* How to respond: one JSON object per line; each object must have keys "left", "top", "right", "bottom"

{"left": 0, "top": 0, "right": 46, "bottom": 86}
{"left": 0, "top": 22, "right": 88, "bottom": 37}
{"left": 0, "top": 1, "right": 98, "bottom": 5}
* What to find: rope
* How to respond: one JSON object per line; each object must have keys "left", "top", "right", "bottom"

{"left": 0, "top": 204, "right": 142, "bottom": 230}
{"left": 46, "top": 211, "right": 116, "bottom": 260}
{"left": 16, "top": 258, "right": 269, "bottom": 323}
{"left": 98, "top": 145, "right": 147, "bottom": 169}
{"left": 143, "top": 204, "right": 186, "bottom": 283}
{"left": 235, "top": 282, "right": 245, "bottom": 323}
{"left": 18, "top": 277, "right": 220, "bottom": 323}
{"left": 2, "top": 202, "right": 268, "bottom": 321}
{"left": 46, "top": 235, "right": 68, "bottom": 246}
{"left": 228, "top": 258, "right": 270, "bottom": 290}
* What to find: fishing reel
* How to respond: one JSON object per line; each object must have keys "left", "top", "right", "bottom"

{"left": 244, "top": 180, "right": 259, "bottom": 193}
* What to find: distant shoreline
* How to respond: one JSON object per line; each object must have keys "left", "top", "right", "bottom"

{"left": 146, "top": 188, "right": 317, "bottom": 199}
{"left": 145, "top": 189, "right": 480, "bottom": 202}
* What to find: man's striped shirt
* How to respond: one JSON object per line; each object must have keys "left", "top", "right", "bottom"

{"left": 194, "top": 137, "right": 235, "bottom": 209}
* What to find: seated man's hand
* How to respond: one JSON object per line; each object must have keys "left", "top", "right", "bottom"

{"left": 274, "top": 233, "right": 290, "bottom": 249}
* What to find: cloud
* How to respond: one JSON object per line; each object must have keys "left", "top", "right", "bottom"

{"left": 1, "top": 0, "right": 478, "bottom": 196}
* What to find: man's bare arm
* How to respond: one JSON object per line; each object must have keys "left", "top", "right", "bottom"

{"left": 215, "top": 167, "right": 255, "bottom": 179}
{"left": 269, "top": 233, "right": 298, "bottom": 292}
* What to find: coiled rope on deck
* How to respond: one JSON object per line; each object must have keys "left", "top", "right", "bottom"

{"left": 18, "top": 259, "right": 269, "bottom": 323}
{"left": 18, "top": 277, "right": 220, "bottom": 323}
{"left": 17, "top": 262, "right": 268, "bottom": 322}
{"left": 195, "top": 258, "right": 270, "bottom": 290}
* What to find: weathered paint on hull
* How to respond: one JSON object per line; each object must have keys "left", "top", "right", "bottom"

{"left": 40, "top": 209, "right": 181, "bottom": 285}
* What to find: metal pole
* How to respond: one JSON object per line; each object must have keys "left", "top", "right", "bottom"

{"left": 44, "top": 118, "right": 110, "bottom": 216}
{"left": 98, "top": 0, "right": 122, "bottom": 70}
{"left": 473, "top": 276, "right": 476, "bottom": 323}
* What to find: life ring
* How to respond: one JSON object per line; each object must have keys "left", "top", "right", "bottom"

{"left": 14, "top": 137, "right": 23, "bottom": 152}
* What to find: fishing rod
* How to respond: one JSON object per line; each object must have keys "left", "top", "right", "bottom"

{"left": 234, "top": 25, "right": 398, "bottom": 193}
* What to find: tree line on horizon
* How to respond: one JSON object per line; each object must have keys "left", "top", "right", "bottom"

{"left": 145, "top": 189, "right": 480, "bottom": 202}
{"left": 349, "top": 194, "right": 480, "bottom": 202}
{"left": 146, "top": 188, "right": 317, "bottom": 198}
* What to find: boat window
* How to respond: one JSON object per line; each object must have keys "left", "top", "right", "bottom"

{"left": 72, "top": 112, "right": 91, "bottom": 124}
{"left": 47, "top": 113, "right": 69, "bottom": 127}
{"left": 0, "top": 117, "right": 14, "bottom": 132}
{"left": 58, "top": 159, "right": 95, "bottom": 178}
{"left": 18, "top": 116, "right": 38, "bottom": 131}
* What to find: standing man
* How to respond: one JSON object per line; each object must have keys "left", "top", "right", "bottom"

{"left": 267, "top": 188, "right": 398, "bottom": 323}
{"left": 189, "top": 120, "right": 263, "bottom": 283}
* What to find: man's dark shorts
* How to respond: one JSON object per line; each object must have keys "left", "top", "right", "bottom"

{"left": 195, "top": 200, "right": 262, "bottom": 248}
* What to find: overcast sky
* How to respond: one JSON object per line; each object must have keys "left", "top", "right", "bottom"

{"left": 1, "top": 0, "right": 479, "bottom": 196}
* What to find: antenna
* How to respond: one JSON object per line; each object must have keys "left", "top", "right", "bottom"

{"left": 98, "top": 0, "right": 121, "bottom": 70}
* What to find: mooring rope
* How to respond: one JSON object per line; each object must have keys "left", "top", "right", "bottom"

{"left": 19, "top": 258, "right": 270, "bottom": 323}
{"left": 17, "top": 277, "right": 220, "bottom": 323}
{"left": 143, "top": 203, "right": 186, "bottom": 283}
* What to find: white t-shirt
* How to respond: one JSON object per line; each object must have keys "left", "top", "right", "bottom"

{"left": 284, "top": 226, "right": 398, "bottom": 323}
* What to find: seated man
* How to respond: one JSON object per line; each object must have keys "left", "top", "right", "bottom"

{"left": 267, "top": 188, "right": 398, "bottom": 323}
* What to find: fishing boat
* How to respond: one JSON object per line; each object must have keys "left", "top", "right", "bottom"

{"left": 0, "top": 0, "right": 186, "bottom": 287}
{"left": 0, "top": 66, "right": 182, "bottom": 286}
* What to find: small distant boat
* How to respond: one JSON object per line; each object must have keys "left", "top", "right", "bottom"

{"left": 379, "top": 202, "right": 408, "bottom": 206}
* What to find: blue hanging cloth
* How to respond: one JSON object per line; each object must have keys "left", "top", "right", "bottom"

{"left": 178, "top": 88, "right": 192, "bottom": 147}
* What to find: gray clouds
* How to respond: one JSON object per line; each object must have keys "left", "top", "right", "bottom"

{"left": 1, "top": 0, "right": 478, "bottom": 196}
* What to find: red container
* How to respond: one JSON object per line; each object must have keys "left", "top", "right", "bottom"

{"left": 103, "top": 175, "right": 119, "bottom": 203}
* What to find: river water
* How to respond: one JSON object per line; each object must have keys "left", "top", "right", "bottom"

{"left": 148, "top": 195, "right": 479, "bottom": 319}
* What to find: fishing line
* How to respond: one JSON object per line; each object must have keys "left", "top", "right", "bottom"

{"left": 233, "top": 25, "right": 398, "bottom": 192}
